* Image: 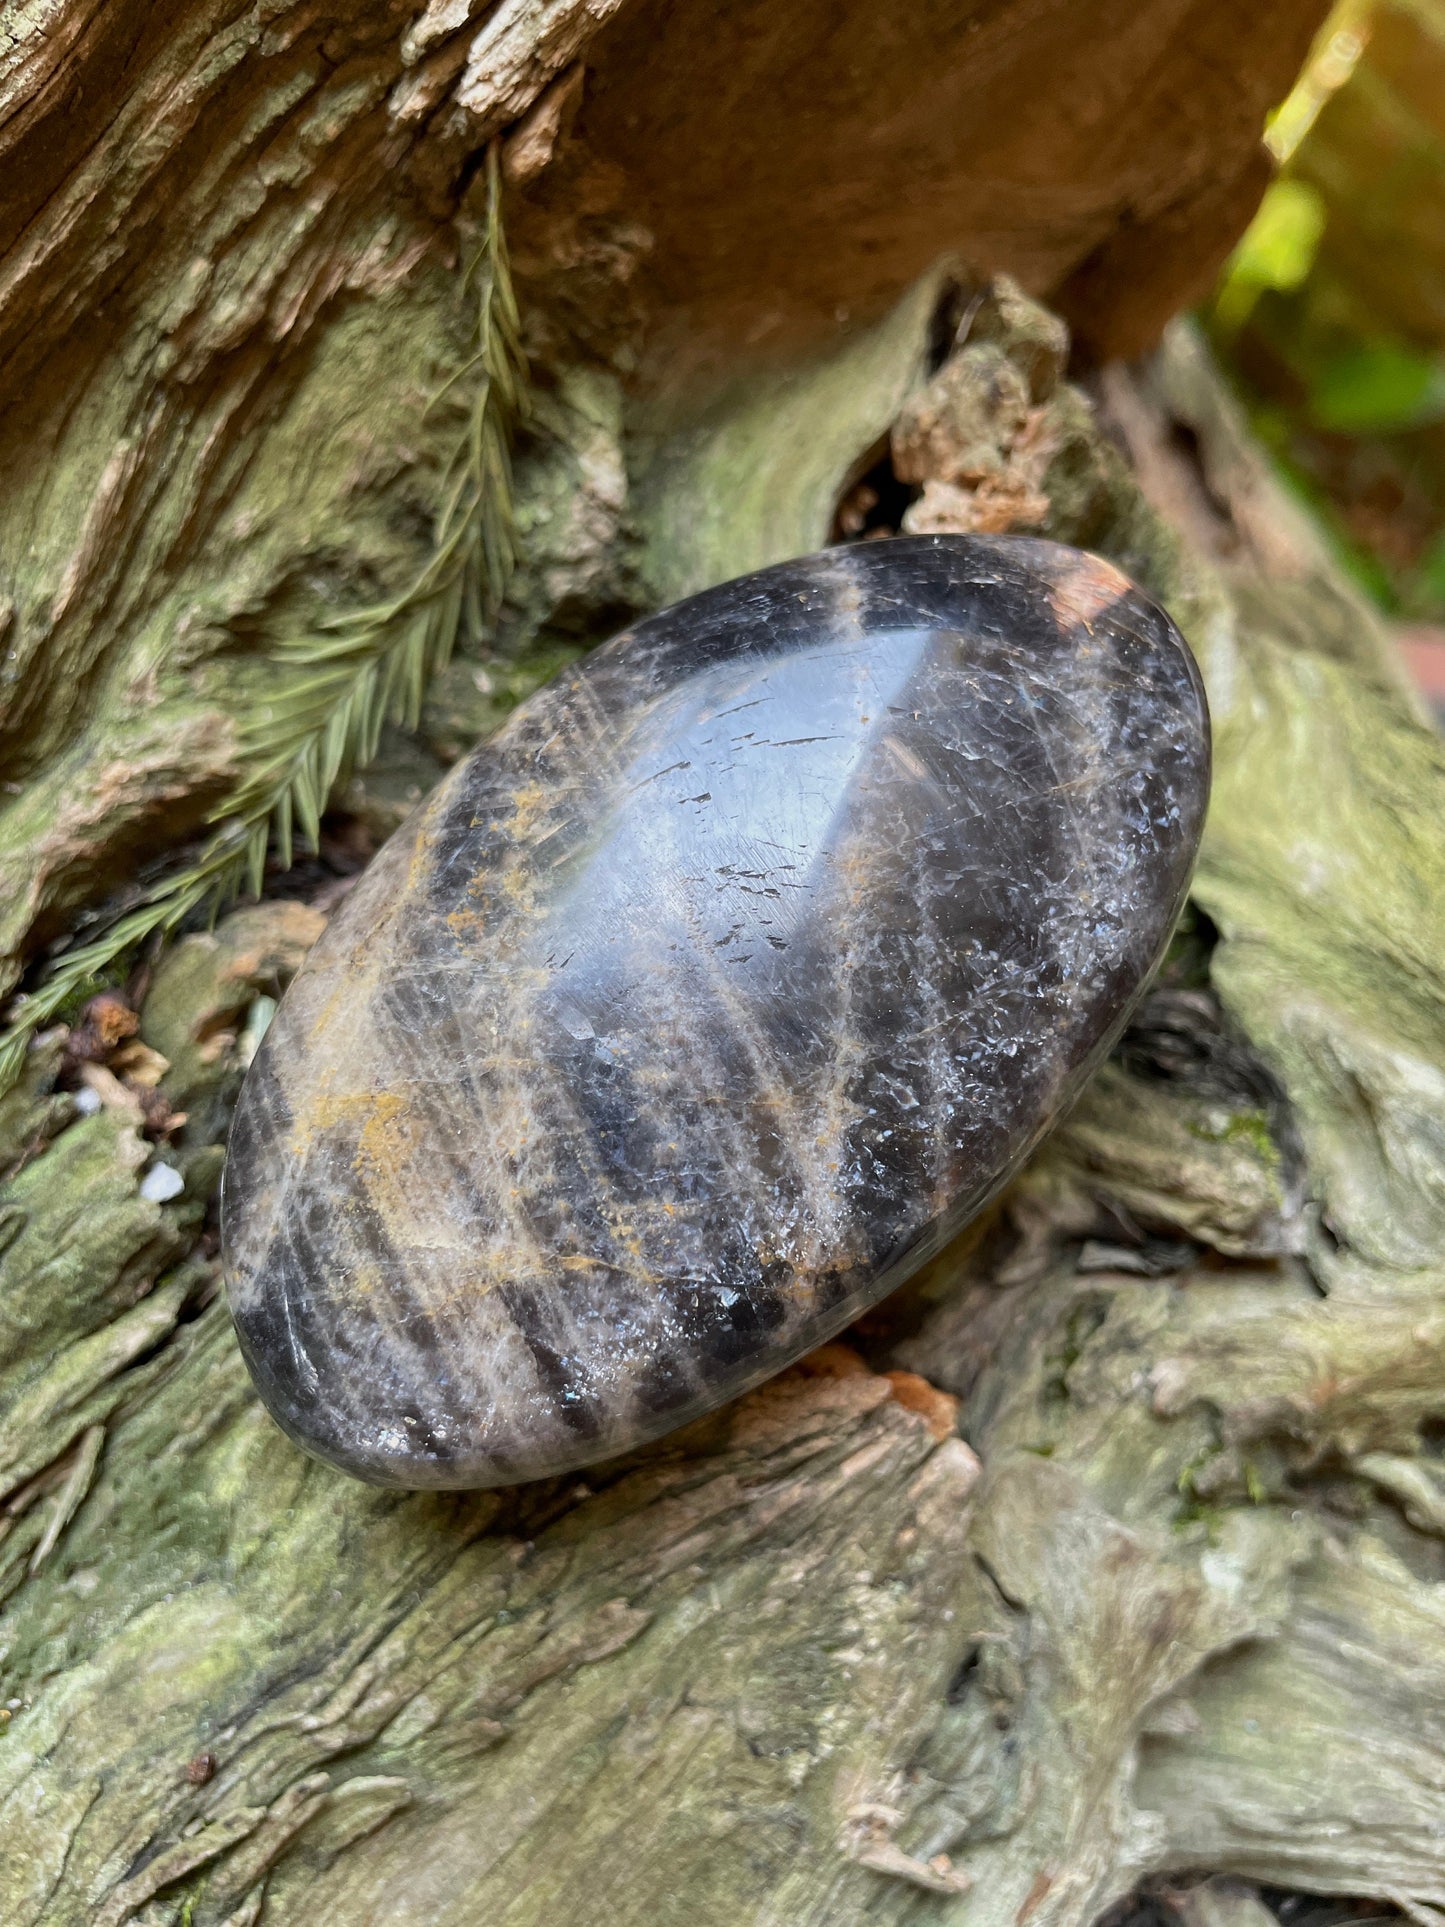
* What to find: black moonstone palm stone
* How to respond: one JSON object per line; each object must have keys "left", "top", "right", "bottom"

{"left": 222, "top": 534, "right": 1210, "bottom": 1488}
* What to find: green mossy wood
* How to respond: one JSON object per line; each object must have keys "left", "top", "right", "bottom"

{"left": 5, "top": 1, "right": 1445, "bottom": 1922}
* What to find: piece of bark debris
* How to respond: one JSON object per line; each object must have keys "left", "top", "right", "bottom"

{"left": 133, "top": 1085, "right": 187, "bottom": 1141}
{"left": 109, "top": 1040, "right": 169, "bottom": 1088}
{"left": 67, "top": 992, "right": 140, "bottom": 1063}
{"left": 884, "top": 1370, "right": 960, "bottom": 1440}
{"left": 845, "top": 1805, "right": 973, "bottom": 1895}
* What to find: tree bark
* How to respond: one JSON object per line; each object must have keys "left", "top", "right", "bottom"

{"left": 10, "top": 4, "right": 1445, "bottom": 1925}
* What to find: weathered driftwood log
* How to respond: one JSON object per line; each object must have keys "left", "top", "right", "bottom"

{"left": 7, "top": 2, "right": 1445, "bottom": 1924}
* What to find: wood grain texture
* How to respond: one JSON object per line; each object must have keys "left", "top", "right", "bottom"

{"left": 514, "top": 0, "right": 1330, "bottom": 372}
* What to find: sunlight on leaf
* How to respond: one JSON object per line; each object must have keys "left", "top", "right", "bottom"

{"left": 1214, "top": 180, "right": 1328, "bottom": 333}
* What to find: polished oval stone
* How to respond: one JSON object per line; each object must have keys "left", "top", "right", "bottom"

{"left": 223, "top": 534, "right": 1210, "bottom": 1488}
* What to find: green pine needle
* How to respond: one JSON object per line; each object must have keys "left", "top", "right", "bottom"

{"left": 0, "top": 145, "right": 524, "bottom": 1098}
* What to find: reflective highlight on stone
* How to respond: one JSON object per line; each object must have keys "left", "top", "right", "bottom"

{"left": 222, "top": 535, "right": 1210, "bottom": 1488}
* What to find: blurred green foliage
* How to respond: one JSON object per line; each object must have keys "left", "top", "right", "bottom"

{"left": 1207, "top": 0, "right": 1445, "bottom": 618}
{"left": 1309, "top": 344, "right": 1445, "bottom": 436}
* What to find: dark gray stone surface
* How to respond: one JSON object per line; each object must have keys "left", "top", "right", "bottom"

{"left": 222, "top": 534, "right": 1210, "bottom": 1487}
